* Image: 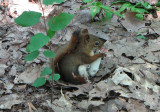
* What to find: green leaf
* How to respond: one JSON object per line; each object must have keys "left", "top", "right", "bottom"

{"left": 142, "top": 2, "right": 149, "bottom": 8}
{"left": 47, "top": 29, "right": 56, "bottom": 38}
{"left": 32, "top": 77, "right": 46, "bottom": 87}
{"left": 158, "top": 8, "right": 160, "bottom": 11}
{"left": 135, "top": 1, "right": 142, "bottom": 7}
{"left": 26, "top": 45, "right": 31, "bottom": 52}
{"left": 43, "top": 50, "right": 55, "bottom": 58}
{"left": 96, "top": 1, "right": 102, "bottom": 6}
{"left": 155, "top": 1, "right": 160, "bottom": 6}
{"left": 136, "top": 35, "right": 146, "bottom": 39}
{"left": 112, "top": 0, "right": 127, "bottom": 4}
{"left": 105, "top": 11, "right": 113, "bottom": 20}
{"left": 90, "top": 6, "right": 100, "bottom": 18}
{"left": 127, "top": 5, "right": 134, "bottom": 10}
{"left": 142, "top": 2, "right": 152, "bottom": 9}
{"left": 43, "top": 0, "right": 65, "bottom": 5}
{"left": 48, "top": 13, "right": 74, "bottom": 31}
{"left": 131, "top": 7, "right": 145, "bottom": 13}
{"left": 130, "top": 6, "right": 135, "bottom": 12}
{"left": 26, "top": 33, "right": 50, "bottom": 52}
{"left": 15, "top": 11, "right": 41, "bottom": 27}
{"left": 120, "top": 3, "right": 131, "bottom": 12}
{"left": 25, "top": 50, "right": 39, "bottom": 61}
{"left": 48, "top": 74, "right": 60, "bottom": 81}
{"left": 136, "top": 14, "right": 143, "bottom": 20}
{"left": 91, "top": 2, "right": 97, "bottom": 6}
{"left": 100, "top": 5, "right": 111, "bottom": 10}
{"left": 82, "top": 0, "right": 92, "bottom": 3}
{"left": 40, "top": 67, "right": 52, "bottom": 76}
{"left": 113, "top": 11, "right": 123, "bottom": 17}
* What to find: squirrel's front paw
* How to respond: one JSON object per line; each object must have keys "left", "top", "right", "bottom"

{"left": 99, "top": 53, "right": 106, "bottom": 57}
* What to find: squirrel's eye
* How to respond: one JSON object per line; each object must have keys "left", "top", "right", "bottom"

{"left": 95, "top": 41, "right": 99, "bottom": 46}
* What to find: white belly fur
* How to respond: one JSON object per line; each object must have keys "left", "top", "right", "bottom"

{"left": 78, "top": 50, "right": 101, "bottom": 78}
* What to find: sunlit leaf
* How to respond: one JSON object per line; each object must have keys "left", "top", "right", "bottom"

{"left": 43, "top": 0, "right": 65, "bottom": 5}
{"left": 136, "top": 14, "right": 143, "bottom": 20}
{"left": 26, "top": 33, "right": 50, "bottom": 52}
{"left": 43, "top": 50, "right": 55, "bottom": 58}
{"left": 40, "top": 67, "right": 52, "bottom": 76}
{"left": 48, "top": 13, "right": 74, "bottom": 31}
{"left": 25, "top": 50, "right": 39, "bottom": 61}
{"left": 48, "top": 74, "right": 60, "bottom": 81}
{"left": 15, "top": 11, "right": 41, "bottom": 27}
{"left": 90, "top": 6, "right": 100, "bottom": 18}
{"left": 32, "top": 77, "right": 46, "bottom": 87}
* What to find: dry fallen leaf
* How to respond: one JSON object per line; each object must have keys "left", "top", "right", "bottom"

{"left": 14, "top": 65, "right": 41, "bottom": 84}
{"left": 0, "top": 94, "right": 24, "bottom": 109}
{"left": 46, "top": 89, "right": 73, "bottom": 112}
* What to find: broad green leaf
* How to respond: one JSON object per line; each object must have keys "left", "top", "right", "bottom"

{"left": 48, "top": 74, "right": 60, "bottom": 81}
{"left": 100, "top": 5, "right": 111, "bottom": 10}
{"left": 25, "top": 50, "right": 39, "bottom": 61}
{"left": 136, "top": 14, "right": 143, "bottom": 20}
{"left": 113, "top": 11, "right": 123, "bottom": 17}
{"left": 32, "top": 77, "right": 46, "bottom": 87}
{"left": 158, "top": 8, "right": 160, "bottom": 11}
{"left": 155, "top": 1, "right": 160, "bottom": 6}
{"left": 43, "top": 50, "right": 55, "bottom": 58}
{"left": 142, "top": 2, "right": 152, "bottom": 9}
{"left": 102, "top": 17, "right": 107, "bottom": 22}
{"left": 47, "top": 29, "right": 56, "bottom": 38}
{"left": 48, "top": 13, "right": 74, "bottom": 31}
{"left": 130, "top": 6, "right": 136, "bottom": 12}
{"left": 96, "top": 1, "right": 102, "bottom": 6}
{"left": 105, "top": 11, "right": 113, "bottom": 20}
{"left": 136, "top": 35, "right": 146, "bottom": 39}
{"left": 120, "top": 3, "right": 131, "bottom": 12}
{"left": 131, "top": 7, "right": 145, "bottom": 13}
{"left": 15, "top": 11, "right": 41, "bottom": 27}
{"left": 40, "top": 67, "right": 52, "bottom": 76}
{"left": 91, "top": 2, "right": 97, "bottom": 6}
{"left": 135, "top": 1, "right": 142, "bottom": 6}
{"left": 43, "top": 0, "right": 65, "bottom": 5}
{"left": 27, "top": 33, "right": 50, "bottom": 52}
{"left": 90, "top": 6, "right": 100, "bottom": 18}
{"left": 82, "top": 0, "right": 92, "bottom": 3}
{"left": 127, "top": 5, "right": 134, "bottom": 10}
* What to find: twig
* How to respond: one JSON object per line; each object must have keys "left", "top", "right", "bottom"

{"left": 38, "top": 0, "right": 48, "bottom": 35}
{"left": 28, "top": 101, "right": 38, "bottom": 112}
{"left": 50, "top": 58, "right": 55, "bottom": 103}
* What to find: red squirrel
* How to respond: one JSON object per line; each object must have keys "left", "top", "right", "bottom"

{"left": 53, "top": 29, "right": 106, "bottom": 84}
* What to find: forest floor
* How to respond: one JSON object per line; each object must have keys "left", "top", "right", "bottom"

{"left": 0, "top": 0, "right": 160, "bottom": 112}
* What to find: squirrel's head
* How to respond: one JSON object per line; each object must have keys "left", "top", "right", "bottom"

{"left": 81, "top": 29, "right": 106, "bottom": 50}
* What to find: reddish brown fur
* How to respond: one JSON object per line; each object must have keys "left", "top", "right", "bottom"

{"left": 53, "top": 29, "right": 106, "bottom": 84}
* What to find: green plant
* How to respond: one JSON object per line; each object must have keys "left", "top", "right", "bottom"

{"left": 81, "top": 0, "right": 123, "bottom": 20}
{"left": 136, "top": 35, "right": 146, "bottom": 40}
{"left": 112, "top": 0, "right": 159, "bottom": 20}
{"left": 15, "top": 0, "right": 74, "bottom": 87}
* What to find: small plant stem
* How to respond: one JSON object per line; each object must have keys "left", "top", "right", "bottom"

{"left": 38, "top": 0, "right": 48, "bottom": 35}
{"left": 51, "top": 58, "right": 54, "bottom": 103}
{"left": 38, "top": 0, "right": 54, "bottom": 103}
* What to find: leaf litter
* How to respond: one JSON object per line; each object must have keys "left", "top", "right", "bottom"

{"left": 0, "top": 0, "right": 160, "bottom": 111}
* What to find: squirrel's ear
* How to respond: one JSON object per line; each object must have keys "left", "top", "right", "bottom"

{"left": 72, "top": 30, "right": 81, "bottom": 37}
{"left": 84, "top": 35, "right": 90, "bottom": 43}
{"left": 81, "top": 29, "right": 88, "bottom": 34}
